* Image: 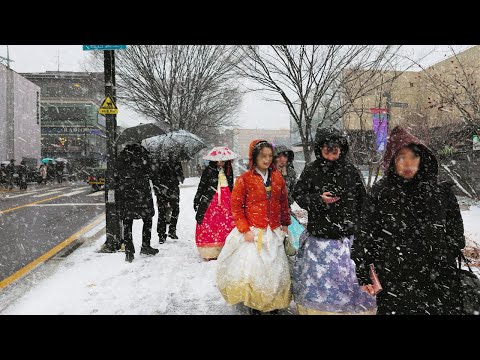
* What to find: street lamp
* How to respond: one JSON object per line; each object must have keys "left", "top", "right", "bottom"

{"left": 0, "top": 45, "right": 14, "bottom": 68}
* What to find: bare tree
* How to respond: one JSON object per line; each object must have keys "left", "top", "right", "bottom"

{"left": 405, "top": 46, "right": 480, "bottom": 198}
{"left": 86, "top": 46, "right": 243, "bottom": 141}
{"left": 412, "top": 46, "right": 480, "bottom": 129}
{"left": 235, "top": 45, "right": 403, "bottom": 163}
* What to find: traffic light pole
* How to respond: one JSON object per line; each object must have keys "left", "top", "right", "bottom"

{"left": 100, "top": 49, "right": 121, "bottom": 252}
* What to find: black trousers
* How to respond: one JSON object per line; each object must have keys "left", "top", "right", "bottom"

{"left": 123, "top": 217, "right": 153, "bottom": 253}
{"left": 155, "top": 186, "right": 179, "bottom": 236}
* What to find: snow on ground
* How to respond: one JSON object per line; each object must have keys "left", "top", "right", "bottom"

{"left": 2, "top": 178, "right": 479, "bottom": 314}
{"left": 462, "top": 206, "right": 480, "bottom": 249}
{"left": 2, "top": 178, "right": 240, "bottom": 315}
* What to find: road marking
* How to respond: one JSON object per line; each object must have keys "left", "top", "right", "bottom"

{"left": 0, "top": 195, "right": 62, "bottom": 215}
{"left": 32, "top": 190, "right": 62, "bottom": 198}
{"left": 62, "top": 189, "right": 89, "bottom": 197}
{"left": 0, "top": 213, "right": 105, "bottom": 291}
{"left": 27, "top": 203, "right": 105, "bottom": 207}
{"left": 86, "top": 192, "right": 104, "bottom": 197}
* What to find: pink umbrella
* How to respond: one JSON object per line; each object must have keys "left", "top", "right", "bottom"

{"left": 203, "top": 147, "right": 238, "bottom": 161}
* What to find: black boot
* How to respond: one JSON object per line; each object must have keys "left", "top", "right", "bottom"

{"left": 159, "top": 234, "right": 167, "bottom": 244}
{"left": 140, "top": 245, "right": 159, "bottom": 255}
{"left": 248, "top": 308, "right": 262, "bottom": 315}
{"left": 125, "top": 252, "right": 134, "bottom": 263}
{"left": 168, "top": 228, "right": 178, "bottom": 239}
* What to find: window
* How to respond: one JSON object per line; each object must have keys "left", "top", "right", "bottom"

{"left": 409, "top": 82, "right": 414, "bottom": 88}
{"left": 36, "top": 91, "right": 40, "bottom": 125}
{"left": 43, "top": 106, "right": 88, "bottom": 122}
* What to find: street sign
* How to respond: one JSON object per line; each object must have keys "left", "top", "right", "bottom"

{"left": 99, "top": 96, "right": 118, "bottom": 115}
{"left": 83, "top": 45, "right": 127, "bottom": 51}
{"left": 389, "top": 101, "right": 408, "bottom": 108}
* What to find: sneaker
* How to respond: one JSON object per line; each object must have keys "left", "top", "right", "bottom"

{"left": 98, "top": 243, "right": 117, "bottom": 253}
{"left": 140, "top": 245, "right": 159, "bottom": 256}
{"left": 125, "top": 252, "right": 134, "bottom": 263}
{"left": 159, "top": 235, "right": 167, "bottom": 244}
{"left": 119, "top": 243, "right": 126, "bottom": 252}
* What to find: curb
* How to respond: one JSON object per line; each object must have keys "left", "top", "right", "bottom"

{"left": 51, "top": 214, "right": 106, "bottom": 259}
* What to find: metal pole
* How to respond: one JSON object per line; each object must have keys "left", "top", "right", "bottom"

{"left": 100, "top": 50, "right": 121, "bottom": 252}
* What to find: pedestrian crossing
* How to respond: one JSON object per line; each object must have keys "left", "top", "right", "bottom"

{"left": 86, "top": 191, "right": 104, "bottom": 197}
{"left": 62, "top": 189, "right": 90, "bottom": 197}
{"left": 1, "top": 186, "right": 90, "bottom": 199}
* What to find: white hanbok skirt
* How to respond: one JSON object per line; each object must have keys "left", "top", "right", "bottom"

{"left": 216, "top": 226, "right": 292, "bottom": 312}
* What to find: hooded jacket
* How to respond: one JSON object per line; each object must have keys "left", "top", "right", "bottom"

{"left": 274, "top": 144, "right": 297, "bottom": 207}
{"left": 230, "top": 139, "right": 291, "bottom": 233}
{"left": 293, "top": 128, "right": 366, "bottom": 239}
{"left": 115, "top": 143, "right": 155, "bottom": 220}
{"left": 351, "top": 126, "right": 465, "bottom": 314}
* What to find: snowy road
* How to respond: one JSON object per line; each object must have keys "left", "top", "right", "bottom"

{"left": 0, "top": 183, "right": 104, "bottom": 283}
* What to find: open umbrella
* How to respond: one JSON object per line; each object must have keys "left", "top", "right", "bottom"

{"left": 115, "top": 122, "right": 170, "bottom": 146}
{"left": 143, "top": 130, "right": 207, "bottom": 160}
{"left": 203, "top": 147, "right": 237, "bottom": 161}
{"left": 41, "top": 158, "right": 56, "bottom": 164}
{"left": 55, "top": 157, "right": 68, "bottom": 163}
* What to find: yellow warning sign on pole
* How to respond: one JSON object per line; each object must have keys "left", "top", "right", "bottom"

{"left": 98, "top": 96, "right": 118, "bottom": 115}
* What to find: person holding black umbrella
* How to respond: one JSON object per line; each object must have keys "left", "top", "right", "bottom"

{"left": 116, "top": 143, "right": 159, "bottom": 262}
{"left": 152, "top": 152, "right": 184, "bottom": 243}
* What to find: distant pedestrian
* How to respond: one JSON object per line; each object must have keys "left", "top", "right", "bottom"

{"left": 6, "top": 159, "right": 15, "bottom": 190}
{"left": 39, "top": 164, "right": 47, "bottom": 185}
{"left": 18, "top": 160, "right": 28, "bottom": 190}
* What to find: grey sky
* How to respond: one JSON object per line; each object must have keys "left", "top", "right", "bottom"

{"left": 1, "top": 45, "right": 473, "bottom": 130}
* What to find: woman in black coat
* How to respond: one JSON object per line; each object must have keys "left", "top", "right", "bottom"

{"left": 193, "top": 160, "right": 234, "bottom": 260}
{"left": 292, "top": 128, "right": 376, "bottom": 314}
{"left": 116, "top": 143, "right": 159, "bottom": 262}
{"left": 351, "top": 126, "right": 465, "bottom": 315}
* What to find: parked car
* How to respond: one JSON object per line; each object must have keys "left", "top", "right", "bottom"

{"left": 86, "top": 167, "right": 106, "bottom": 191}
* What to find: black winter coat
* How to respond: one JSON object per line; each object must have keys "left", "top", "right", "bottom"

{"left": 152, "top": 159, "right": 184, "bottom": 198}
{"left": 351, "top": 126, "right": 465, "bottom": 315}
{"left": 293, "top": 128, "right": 366, "bottom": 239}
{"left": 274, "top": 144, "right": 297, "bottom": 207}
{"left": 116, "top": 144, "right": 155, "bottom": 220}
{"left": 193, "top": 162, "right": 234, "bottom": 224}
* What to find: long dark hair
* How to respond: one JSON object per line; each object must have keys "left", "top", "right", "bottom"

{"left": 209, "top": 160, "right": 232, "bottom": 176}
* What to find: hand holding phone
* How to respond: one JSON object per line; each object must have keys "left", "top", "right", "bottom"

{"left": 321, "top": 192, "right": 340, "bottom": 204}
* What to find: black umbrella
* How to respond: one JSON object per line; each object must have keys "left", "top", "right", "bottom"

{"left": 143, "top": 130, "right": 207, "bottom": 160}
{"left": 115, "top": 122, "right": 170, "bottom": 146}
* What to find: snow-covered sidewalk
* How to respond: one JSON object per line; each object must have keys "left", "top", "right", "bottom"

{"left": 1, "top": 178, "right": 479, "bottom": 314}
{"left": 1, "top": 178, "right": 241, "bottom": 315}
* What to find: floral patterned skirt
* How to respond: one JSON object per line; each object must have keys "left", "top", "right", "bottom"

{"left": 292, "top": 231, "right": 377, "bottom": 314}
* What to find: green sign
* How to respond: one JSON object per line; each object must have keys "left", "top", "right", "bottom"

{"left": 83, "top": 45, "right": 127, "bottom": 51}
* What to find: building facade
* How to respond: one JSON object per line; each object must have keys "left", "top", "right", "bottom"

{"left": 343, "top": 45, "right": 480, "bottom": 131}
{"left": 221, "top": 128, "right": 290, "bottom": 175}
{"left": 21, "top": 71, "right": 107, "bottom": 172}
{"left": 0, "top": 64, "right": 41, "bottom": 164}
